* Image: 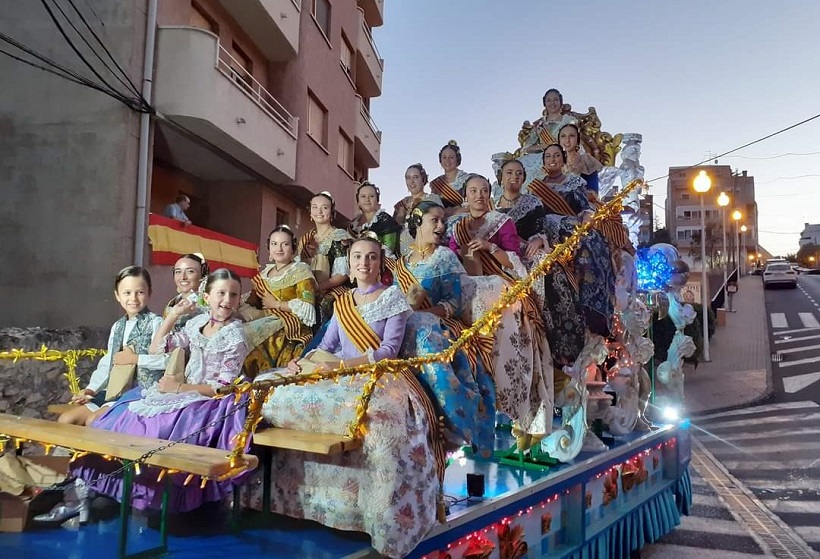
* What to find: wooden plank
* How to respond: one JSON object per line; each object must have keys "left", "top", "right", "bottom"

{"left": 252, "top": 427, "right": 361, "bottom": 455}
{"left": 0, "top": 413, "right": 257, "bottom": 478}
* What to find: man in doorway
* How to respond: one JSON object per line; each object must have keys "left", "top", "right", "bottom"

{"left": 164, "top": 194, "right": 193, "bottom": 226}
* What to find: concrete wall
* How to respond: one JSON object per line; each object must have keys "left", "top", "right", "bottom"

{"left": 0, "top": 1, "right": 147, "bottom": 328}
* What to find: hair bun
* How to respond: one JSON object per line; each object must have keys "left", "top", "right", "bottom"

{"left": 448, "top": 140, "right": 458, "bottom": 146}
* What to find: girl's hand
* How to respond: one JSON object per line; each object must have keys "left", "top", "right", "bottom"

{"left": 286, "top": 359, "right": 301, "bottom": 375}
{"left": 467, "top": 239, "right": 488, "bottom": 253}
{"left": 70, "top": 388, "right": 95, "bottom": 404}
{"left": 112, "top": 347, "right": 138, "bottom": 365}
{"left": 580, "top": 210, "right": 594, "bottom": 225}
{"left": 157, "top": 376, "right": 182, "bottom": 394}
{"left": 172, "top": 298, "right": 196, "bottom": 318}
{"left": 261, "top": 294, "right": 280, "bottom": 311}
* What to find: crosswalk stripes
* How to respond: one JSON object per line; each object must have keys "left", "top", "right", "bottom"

{"left": 641, "top": 466, "right": 770, "bottom": 557}
{"left": 770, "top": 311, "right": 820, "bottom": 331}
{"left": 768, "top": 310, "right": 820, "bottom": 395}
{"left": 691, "top": 402, "right": 820, "bottom": 554}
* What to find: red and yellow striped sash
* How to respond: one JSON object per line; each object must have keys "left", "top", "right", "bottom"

{"left": 399, "top": 368, "right": 447, "bottom": 482}
{"left": 298, "top": 230, "right": 316, "bottom": 262}
{"left": 430, "top": 176, "right": 463, "bottom": 208}
{"left": 528, "top": 178, "right": 577, "bottom": 217}
{"left": 335, "top": 291, "right": 381, "bottom": 354}
{"left": 395, "top": 258, "right": 432, "bottom": 310}
{"left": 251, "top": 274, "right": 312, "bottom": 345}
{"left": 538, "top": 126, "right": 556, "bottom": 147}
{"left": 454, "top": 219, "right": 512, "bottom": 283}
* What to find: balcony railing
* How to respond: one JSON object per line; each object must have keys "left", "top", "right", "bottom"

{"left": 215, "top": 44, "right": 297, "bottom": 139}
{"left": 359, "top": 99, "right": 381, "bottom": 141}
{"left": 361, "top": 18, "right": 383, "bottom": 68}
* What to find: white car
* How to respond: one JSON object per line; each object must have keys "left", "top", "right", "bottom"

{"left": 762, "top": 262, "right": 798, "bottom": 289}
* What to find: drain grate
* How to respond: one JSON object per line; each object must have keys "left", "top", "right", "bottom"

{"left": 693, "top": 439, "right": 818, "bottom": 558}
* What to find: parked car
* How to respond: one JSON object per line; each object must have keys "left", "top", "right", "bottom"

{"left": 762, "top": 262, "right": 798, "bottom": 289}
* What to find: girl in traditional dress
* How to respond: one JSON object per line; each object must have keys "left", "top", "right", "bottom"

{"left": 430, "top": 141, "right": 470, "bottom": 220}
{"left": 448, "top": 174, "right": 553, "bottom": 445}
{"left": 241, "top": 226, "right": 316, "bottom": 378}
{"left": 520, "top": 89, "right": 578, "bottom": 155}
{"left": 527, "top": 144, "right": 616, "bottom": 340}
{"left": 70, "top": 269, "right": 250, "bottom": 515}
{"left": 249, "top": 235, "right": 444, "bottom": 558}
{"left": 42, "top": 270, "right": 249, "bottom": 523}
{"left": 495, "top": 158, "right": 547, "bottom": 252}
{"left": 393, "top": 163, "right": 442, "bottom": 256}
{"left": 164, "top": 253, "right": 208, "bottom": 329}
{"left": 348, "top": 181, "right": 401, "bottom": 258}
{"left": 559, "top": 122, "right": 603, "bottom": 194}
{"left": 394, "top": 201, "right": 496, "bottom": 455}
{"left": 297, "top": 191, "right": 352, "bottom": 325}
{"left": 57, "top": 267, "right": 166, "bottom": 427}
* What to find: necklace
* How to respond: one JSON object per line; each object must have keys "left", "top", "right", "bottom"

{"left": 269, "top": 260, "right": 294, "bottom": 274}
{"left": 413, "top": 244, "right": 432, "bottom": 260}
{"left": 355, "top": 287, "right": 381, "bottom": 305}
{"left": 500, "top": 193, "right": 520, "bottom": 205}
{"left": 209, "top": 314, "right": 232, "bottom": 326}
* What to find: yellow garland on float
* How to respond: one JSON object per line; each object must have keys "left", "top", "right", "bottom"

{"left": 0, "top": 346, "right": 105, "bottom": 395}
{"left": 225, "top": 179, "right": 645, "bottom": 462}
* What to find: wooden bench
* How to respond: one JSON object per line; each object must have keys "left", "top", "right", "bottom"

{"left": 0, "top": 413, "right": 258, "bottom": 559}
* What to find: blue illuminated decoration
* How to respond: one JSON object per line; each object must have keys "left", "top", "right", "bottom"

{"left": 636, "top": 247, "right": 674, "bottom": 292}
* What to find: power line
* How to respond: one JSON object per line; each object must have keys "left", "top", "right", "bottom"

{"left": 756, "top": 174, "right": 820, "bottom": 185}
{"left": 646, "top": 112, "right": 820, "bottom": 185}
{"left": 724, "top": 151, "right": 820, "bottom": 160}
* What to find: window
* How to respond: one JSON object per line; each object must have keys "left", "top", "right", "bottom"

{"left": 230, "top": 41, "right": 253, "bottom": 87}
{"left": 307, "top": 91, "right": 328, "bottom": 148}
{"left": 680, "top": 193, "right": 690, "bottom": 200}
{"left": 340, "top": 34, "right": 354, "bottom": 80}
{"left": 275, "top": 209, "right": 289, "bottom": 227}
{"left": 337, "top": 129, "right": 353, "bottom": 175}
{"left": 683, "top": 211, "right": 691, "bottom": 219}
{"left": 190, "top": 3, "right": 218, "bottom": 33}
{"left": 312, "top": 0, "right": 331, "bottom": 39}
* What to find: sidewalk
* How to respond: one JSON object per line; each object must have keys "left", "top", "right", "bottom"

{"left": 682, "top": 275, "right": 773, "bottom": 415}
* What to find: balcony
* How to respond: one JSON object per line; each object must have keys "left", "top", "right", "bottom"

{"left": 358, "top": 0, "right": 384, "bottom": 27}
{"left": 354, "top": 96, "right": 381, "bottom": 169}
{"left": 355, "top": 8, "right": 383, "bottom": 97}
{"left": 154, "top": 26, "right": 298, "bottom": 183}
{"left": 215, "top": 0, "right": 300, "bottom": 60}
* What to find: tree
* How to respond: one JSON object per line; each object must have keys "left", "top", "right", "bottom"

{"left": 650, "top": 227, "right": 673, "bottom": 246}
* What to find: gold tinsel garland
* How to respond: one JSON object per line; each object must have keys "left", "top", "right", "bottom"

{"left": 0, "top": 346, "right": 105, "bottom": 394}
{"left": 224, "top": 179, "right": 644, "bottom": 465}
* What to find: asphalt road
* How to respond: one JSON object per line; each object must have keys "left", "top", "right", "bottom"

{"left": 765, "top": 273, "right": 820, "bottom": 404}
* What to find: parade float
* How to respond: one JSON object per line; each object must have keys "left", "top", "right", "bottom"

{"left": 0, "top": 91, "right": 694, "bottom": 559}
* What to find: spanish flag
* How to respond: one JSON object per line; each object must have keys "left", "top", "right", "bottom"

{"left": 148, "top": 214, "right": 259, "bottom": 277}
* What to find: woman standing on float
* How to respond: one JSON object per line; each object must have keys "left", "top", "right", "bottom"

{"left": 430, "top": 141, "right": 470, "bottom": 220}
{"left": 393, "top": 163, "right": 442, "bottom": 256}
{"left": 448, "top": 174, "right": 553, "bottom": 445}
{"left": 297, "top": 191, "right": 351, "bottom": 325}
{"left": 348, "top": 181, "right": 401, "bottom": 258}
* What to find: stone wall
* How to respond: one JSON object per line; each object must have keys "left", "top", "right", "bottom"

{"left": 0, "top": 328, "right": 108, "bottom": 419}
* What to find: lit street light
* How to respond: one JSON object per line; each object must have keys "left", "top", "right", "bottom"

{"left": 731, "top": 210, "right": 742, "bottom": 273}
{"left": 717, "top": 192, "right": 730, "bottom": 308}
{"left": 693, "top": 170, "right": 712, "bottom": 362}
{"left": 740, "top": 224, "right": 748, "bottom": 275}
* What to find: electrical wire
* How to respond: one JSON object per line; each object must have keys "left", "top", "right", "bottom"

{"left": 45, "top": 0, "right": 144, "bottom": 102}
{"left": 64, "top": 0, "right": 146, "bottom": 101}
{"left": 645, "top": 112, "right": 820, "bottom": 185}
{"left": 723, "top": 151, "right": 820, "bottom": 160}
{"left": 756, "top": 174, "right": 820, "bottom": 185}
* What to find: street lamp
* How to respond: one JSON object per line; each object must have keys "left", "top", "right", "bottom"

{"left": 731, "top": 210, "right": 742, "bottom": 273}
{"left": 717, "top": 192, "right": 730, "bottom": 307}
{"left": 693, "top": 170, "right": 712, "bottom": 362}
{"left": 740, "top": 224, "right": 748, "bottom": 275}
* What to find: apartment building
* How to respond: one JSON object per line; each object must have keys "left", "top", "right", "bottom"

{"left": 637, "top": 194, "right": 654, "bottom": 246}
{"left": 665, "top": 165, "right": 758, "bottom": 269}
{"left": 0, "top": 0, "right": 385, "bottom": 328}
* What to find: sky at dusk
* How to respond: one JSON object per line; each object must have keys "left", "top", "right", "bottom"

{"left": 368, "top": 0, "right": 820, "bottom": 256}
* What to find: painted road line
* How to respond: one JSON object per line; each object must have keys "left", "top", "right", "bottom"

{"left": 770, "top": 313, "right": 788, "bottom": 328}
{"left": 799, "top": 312, "right": 820, "bottom": 328}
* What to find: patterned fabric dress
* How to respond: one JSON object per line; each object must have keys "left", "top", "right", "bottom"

{"left": 449, "top": 211, "right": 553, "bottom": 436}
{"left": 394, "top": 247, "right": 496, "bottom": 455}
{"left": 74, "top": 314, "right": 250, "bottom": 513}
{"left": 297, "top": 227, "right": 351, "bottom": 326}
{"left": 528, "top": 173, "right": 616, "bottom": 339}
{"left": 241, "top": 261, "right": 316, "bottom": 378}
{"left": 244, "top": 286, "right": 442, "bottom": 558}
{"left": 348, "top": 208, "right": 402, "bottom": 258}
